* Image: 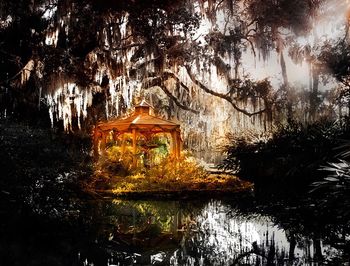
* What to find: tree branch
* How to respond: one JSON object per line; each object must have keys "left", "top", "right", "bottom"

{"left": 160, "top": 84, "right": 199, "bottom": 114}
{"left": 37, "top": 3, "right": 58, "bottom": 18}
{"left": 163, "top": 70, "right": 190, "bottom": 92}
{"left": 246, "top": 19, "right": 257, "bottom": 28}
{"left": 109, "top": 43, "right": 142, "bottom": 51}
{"left": 0, "top": 66, "right": 33, "bottom": 86}
{"left": 184, "top": 65, "right": 266, "bottom": 116}
{"left": 142, "top": 75, "right": 199, "bottom": 114}
{"left": 215, "top": 0, "right": 225, "bottom": 12}
{"left": 246, "top": 28, "right": 257, "bottom": 35}
{"left": 242, "top": 37, "right": 256, "bottom": 58}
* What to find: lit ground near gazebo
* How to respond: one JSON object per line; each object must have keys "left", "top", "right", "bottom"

{"left": 88, "top": 174, "right": 253, "bottom": 198}
{"left": 113, "top": 174, "right": 252, "bottom": 197}
{"left": 85, "top": 154, "right": 253, "bottom": 198}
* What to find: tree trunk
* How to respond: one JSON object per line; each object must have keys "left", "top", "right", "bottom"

{"left": 280, "top": 50, "right": 288, "bottom": 85}
{"left": 313, "top": 237, "right": 323, "bottom": 261}
{"left": 289, "top": 233, "right": 296, "bottom": 261}
{"left": 310, "top": 64, "right": 319, "bottom": 122}
{"left": 280, "top": 50, "right": 292, "bottom": 120}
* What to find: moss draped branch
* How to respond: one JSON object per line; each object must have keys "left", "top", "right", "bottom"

{"left": 142, "top": 74, "right": 199, "bottom": 114}
{"left": 142, "top": 66, "right": 267, "bottom": 116}
{"left": 184, "top": 65, "right": 266, "bottom": 117}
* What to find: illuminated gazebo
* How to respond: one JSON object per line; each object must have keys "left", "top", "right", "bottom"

{"left": 93, "top": 100, "right": 182, "bottom": 167}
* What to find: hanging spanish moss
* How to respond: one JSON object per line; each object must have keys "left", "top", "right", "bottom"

{"left": 1, "top": 0, "right": 349, "bottom": 160}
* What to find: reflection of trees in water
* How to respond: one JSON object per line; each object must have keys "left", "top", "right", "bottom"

{"left": 170, "top": 200, "right": 288, "bottom": 265}
{"left": 79, "top": 199, "right": 348, "bottom": 265}
{"left": 233, "top": 197, "right": 350, "bottom": 265}
{"left": 107, "top": 200, "right": 204, "bottom": 235}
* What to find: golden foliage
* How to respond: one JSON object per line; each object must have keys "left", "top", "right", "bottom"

{"left": 89, "top": 149, "right": 252, "bottom": 194}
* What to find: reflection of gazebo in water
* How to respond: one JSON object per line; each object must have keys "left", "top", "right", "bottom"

{"left": 93, "top": 100, "right": 182, "bottom": 168}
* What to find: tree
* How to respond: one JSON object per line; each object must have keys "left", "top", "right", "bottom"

{"left": 0, "top": 0, "right": 342, "bottom": 134}
{"left": 319, "top": 39, "right": 350, "bottom": 115}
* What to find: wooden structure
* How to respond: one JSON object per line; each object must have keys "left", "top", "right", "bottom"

{"left": 93, "top": 100, "right": 182, "bottom": 167}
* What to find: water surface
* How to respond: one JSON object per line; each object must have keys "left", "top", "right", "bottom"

{"left": 1, "top": 197, "right": 348, "bottom": 265}
{"left": 76, "top": 198, "right": 343, "bottom": 265}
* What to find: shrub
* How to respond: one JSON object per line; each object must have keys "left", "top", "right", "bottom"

{"left": 220, "top": 118, "right": 350, "bottom": 188}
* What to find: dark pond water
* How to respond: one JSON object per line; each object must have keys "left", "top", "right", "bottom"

{"left": 2, "top": 196, "right": 348, "bottom": 266}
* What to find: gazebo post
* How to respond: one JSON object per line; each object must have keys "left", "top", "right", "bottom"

{"left": 132, "top": 128, "right": 137, "bottom": 168}
{"left": 170, "top": 130, "right": 181, "bottom": 159}
{"left": 121, "top": 133, "right": 126, "bottom": 155}
{"left": 179, "top": 132, "right": 183, "bottom": 154}
{"left": 93, "top": 129, "right": 100, "bottom": 160}
{"left": 171, "top": 131, "right": 176, "bottom": 156}
{"left": 100, "top": 131, "right": 107, "bottom": 155}
{"left": 176, "top": 132, "right": 181, "bottom": 158}
{"left": 112, "top": 130, "right": 118, "bottom": 142}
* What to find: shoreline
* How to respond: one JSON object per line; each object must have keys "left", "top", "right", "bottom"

{"left": 86, "top": 183, "right": 254, "bottom": 200}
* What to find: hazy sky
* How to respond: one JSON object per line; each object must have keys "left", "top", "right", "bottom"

{"left": 241, "top": 0, "right": 349, "bottom": 91}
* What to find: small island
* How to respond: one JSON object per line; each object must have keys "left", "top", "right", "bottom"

{"left": 86, "top": 100, "right": 252, "bottom": 198}
{"left": 89, "top": 157, "right": 253, "bottom": 198}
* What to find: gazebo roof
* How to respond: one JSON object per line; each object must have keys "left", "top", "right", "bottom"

{"left": 96, "top": 100, "right": 180, "bottom": 133}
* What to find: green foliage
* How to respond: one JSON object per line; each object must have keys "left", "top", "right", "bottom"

{"left": 145, "top": 152, "right": 206, "bottom": 180}
{"left": 110, "top": 200, "right": 179, "bottom": 234}
{"left": 319, "top": 40, "right": 350, "bottom": 87}
{"left": 220, "top": 118, "right": 350, "bottom": 187}
{"left": 310, "top": 159, "right": 350, "bottom": 221}
{"left": 246, "top": 0, "right": 322, "bottom": 35}
{"left": 319, "top": 39, "right": 350, "bottom": 110}
{"left": 90, "top": 151, "right": 252, "bottom": 193}
{"left": 306, "top": 155, "right": 350, "bottom": 255}
{"left": 0, "top": 120, "right": 92, "bottom": 218}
